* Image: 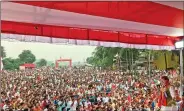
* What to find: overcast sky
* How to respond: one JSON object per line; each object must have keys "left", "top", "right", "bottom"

{"left": 1, "top": 40, "right": 96, "bottom": 62}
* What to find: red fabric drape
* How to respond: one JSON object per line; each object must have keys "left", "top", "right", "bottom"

{"left": 2, "top": 21, "right": 182, "bottom": 47}
{"left": 14, "top": 1, "right": 183, "bottom": 28}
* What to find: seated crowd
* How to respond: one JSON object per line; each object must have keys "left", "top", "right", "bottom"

{"left": 0, "top": 67, "right": 183, "bottom": 111}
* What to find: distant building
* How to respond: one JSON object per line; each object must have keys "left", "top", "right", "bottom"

{"left": 19, "top": 63, "right": 36, "bottom": 70}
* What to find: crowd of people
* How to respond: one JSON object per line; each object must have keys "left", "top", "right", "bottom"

{"left": 0, "top": 67, "right": 184, "bottom": 111}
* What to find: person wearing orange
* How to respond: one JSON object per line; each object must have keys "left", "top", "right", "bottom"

{"left": 158, "top": 76, "right": 177, "bottom": 111}
{"left": 33, "top": 103, "right": 42, "bottom": 111}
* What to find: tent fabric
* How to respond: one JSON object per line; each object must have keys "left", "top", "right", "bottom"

{"left": 1, "top": 21, "right": 180, "bottom": 46}
{"left": 1, "top": 1, "right": 184, "bottom": 50}
{"left": 2, "top": 2, "right": 183, "bottom": 37}
{"left": 20, "top": 64, "right": 36, "bottom": 68}
{"left": 14, "top": 1, "right": 183, "bottom": 28}
{"left": 1, "top": 33, "right": 176, "bottom": 50}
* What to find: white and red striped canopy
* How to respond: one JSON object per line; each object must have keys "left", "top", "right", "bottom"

{"left": 1, "top": 1, "right": 183, "bottom": 50}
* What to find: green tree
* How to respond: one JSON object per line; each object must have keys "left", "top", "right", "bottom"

{"left": 2, "top": 58, "right": 14, "bottom": 70}
{"left": 14, "top": 58, "right": 24, "bottom": 69}
{"left": 36, "top": 59, "right": 47, "bottom": 67}
{"left": 50, "top": 63, "right": 55, "bottom": 67}
{"left": 86, "top": 47, "right": 140, "bottom": 68}
{"left": 86, "top": 57, "right": 95, "bottom": 65}
{"left": 140, "top": 49, "right": 163, "bottom": 61}
{"left": 91, "top": 47, "right": 117, "bottom": 67}
{"left": 2, "top": 58, "right": 23, "bottom": 70}
{"left": 119, "top": 48, "right": 140, "bottom": 70}
{"left": 19, "top": 50, "right": 36, "bottom": 63}
{"left": 1, "top": 46, "right": 6, "bottom": 58}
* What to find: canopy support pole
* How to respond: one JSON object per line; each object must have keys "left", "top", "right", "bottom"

{"left": 0, "top": 50, "right": 1, "bottom": 111}
{"left": 164, "top": 51, "right": 168, "bottom": 70}
{"left": 126, "top": 50, "right": 128, "bottom": 71}
{"left": 180, "top": 48, "right": 183, "bottom": 97}
{"left": 148, "top": 51, "right": 151, "bottom": 78}
{"left": 131, "top": 49, "right": 134, "bottom": 72}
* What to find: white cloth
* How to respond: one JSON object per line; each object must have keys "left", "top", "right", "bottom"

{"left": 161, "top": 106, "right": 178, "bottom": 111}
{"left": 1, "top": 57, "right": 3, "bottom": 71}
{"left": 103, "top": 97, "right": 109, "bottom": 103}
{"left": 3, "top": 105, "right": 9, "bottom": 110}
{"left": 66, "top": 101, "right": 72, "bottom": 109}
{"left": 169, "top": 87, "right": 175, "bottom": 98}
{"left": 84, "top": 101, "right": 91, "bottom": 107}
{"left": 44, "top": 108, "right": 48, "bottom": 111}
{"left": 14, "top": 92, "right": 20, "bottom": 97}
{"left": 176, "top": 101, "right": 181, "bottom": 110}
{"left": 70, "top": 100, "right": 78, "bottom": 111}
{"left": 97, "top": 97, "right": 101, "bottom": 102}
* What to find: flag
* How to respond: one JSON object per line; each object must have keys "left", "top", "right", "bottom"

{"left": 1, "top": 57, "right": 3, "bottom": 71}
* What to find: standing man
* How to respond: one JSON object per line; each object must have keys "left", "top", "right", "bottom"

{"left": 158, "top": 76, "right": 178, "bottom": 111}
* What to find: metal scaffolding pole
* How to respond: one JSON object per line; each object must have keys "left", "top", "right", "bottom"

{"left": 148, "top": 51, "right": 151, "bottom": 78}
{"left": 131, "top": 49, "right": 134, "bottom": 72}
{"left": 126, "top": 50, "right": 128, "bottom": 71}
{"left": 164, "top": 51, "right": 168, "bottom": 70}
{"left": 180, "top": 48, "right": 183, "bottom": 97}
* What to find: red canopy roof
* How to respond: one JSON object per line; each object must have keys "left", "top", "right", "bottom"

{"left": 1, "top": 1, "right": 183, "bottom": 50}
{"left": 20, "top": 64, "right": 36, "bottom": 68}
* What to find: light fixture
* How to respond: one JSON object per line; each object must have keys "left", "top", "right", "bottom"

{"left": 175, "top": 40, "right": 184, "bottom": 49}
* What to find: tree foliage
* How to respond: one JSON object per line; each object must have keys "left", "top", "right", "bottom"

{"left": 19, "top": 50, "right": 36, "bottom": 63}
{"left": 86, "top": 47, "right": 140, "bottom": 68}
{"left": 2, "top": 58, "right": 23, "bottom": 70}
{"left": 1, "top": 46, "right": 6, "bottom": 58}
{"left": 86, "top": 47, "right": 180, "bottom": 70}
{"left": 2, "top": 50, "right": 36, "bottom": 70}
{"left": 50, "top": 63, "right": 55, "bottom": 67}
{"left": 36, "top": 59, "right": 47, "bottom": 67}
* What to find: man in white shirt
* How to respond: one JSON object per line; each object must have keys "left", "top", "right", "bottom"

{"left": 3, "top": 100, "right": 9, "bottom": 111}
{"left": 84, "top": 100, "right": 91, "bottom": 107}
{"left": 97, "top": 95, "right": 102, "bottom": 102}
{"left": 3, "top": 104, "right": 9, "bottom": 110}
{"left": 66, "top": 98, "right": 72, "bottom": 111}
{"left": 103, "top": 96, "right": 109, "bottom": 103}
{"left": 70, "top": 99, "right": 78, "bottom": 111}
